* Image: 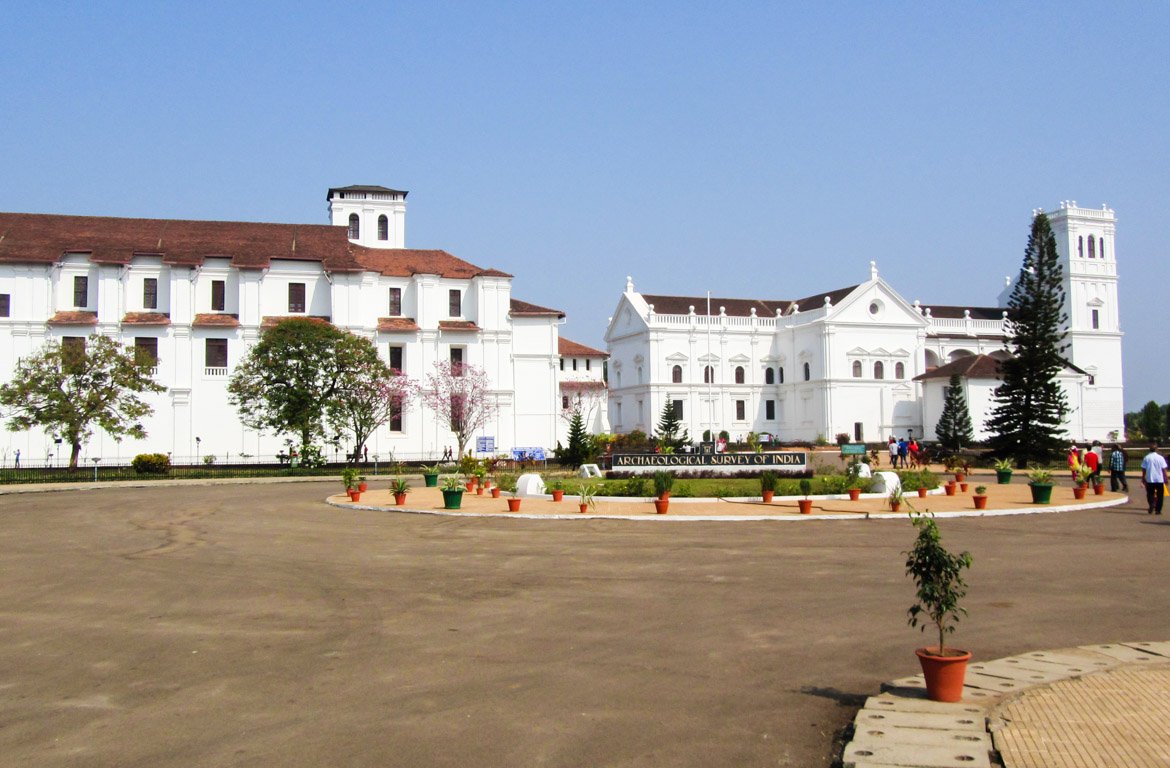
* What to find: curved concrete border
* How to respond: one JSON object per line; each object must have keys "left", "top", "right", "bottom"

{"left": 327, "top": 494, "right": 1128, "bottom": 521}
{"left": 841, "top": 640, "right": 1170, "bottom": 768}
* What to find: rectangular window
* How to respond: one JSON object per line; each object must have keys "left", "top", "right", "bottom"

{"left": 62, "top": 336, "right": 86, "bottom": 353}
{"left": 450, "top": 346, "right": 464, "bottom": 375}
{"left": 448, "top": 289, "right": 461, "bottom": 317}
{"left": 288, "top": 283, "right": 306, "bottom": 313}
{"left": 765, "top": 400, "right": 775, "bottom": 420}
{"left": 388, "top": 287, "right": 402, "bottom": 316}
{"left": 736, "top": 400, "right": 746, "bottom": 420}
{"left": 559, "top": 358, "right": 564, "bottom": 371}
{"left": 562, "top": 395, "right": 570, "bottom": 410}
{"left": 73, "top": 275, "right": 88, "bottom": 308}
{"left": 211, "top": 280, "right": 225, "bottom": 312}
{"left": 389, "top": 345, "right": 403, "bottom": 372}
{"left": 205, "top": 338, "right": 228, "bottom": 369}
{"left": 854, "top": 422, "right": 864, "bottom": 441}
{"left": 143, "top": 278, "right": 158, "bottom": 310}
{"left": 389, "top": 406, "right": 403, "bottom": 431}
{"left": 134, "top": 337, "right": 158, "bottom": 366}
{"left": 586, "top": 359, "right": 591, "bottom": 371}
{"left": 0, "top": 293, "right": 9, "bottom": 317}
{"left": 1091, "top": 309, "right": 1100, "bottom": 329}
{"left": 572, "top": 358, "right": 578, "bottom": 371}
{"left": 672, "top": 399, "right": 683, "bottom": 419}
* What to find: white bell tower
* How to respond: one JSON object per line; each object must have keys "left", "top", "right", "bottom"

{"left": 327, "top": 185, "right": 407, "bottom": 249}
{"left": 1047, "top": 201, "right": 1124, "bottom": 439}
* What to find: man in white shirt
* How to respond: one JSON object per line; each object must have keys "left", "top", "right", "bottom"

{"left": 1141, "top": 444, "right": 1168, "bottom": 515}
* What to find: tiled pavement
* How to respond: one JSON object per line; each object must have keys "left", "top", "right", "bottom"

{"left": 842, "top": 641, "right": 1170, "bottom": 767}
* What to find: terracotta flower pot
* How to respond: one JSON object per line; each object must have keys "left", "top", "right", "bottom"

{"left": 944, "top": 483, "right": 956, "bottom": 497}
{"left": 476, "top": 486, "right": 484, "bottom": 495}
{"left": 917, "top": 487, "right": 928, "bottom": 498}
{"left": 552, "top": 490, "right": 564, "bottom": 502}
{"left": 579, "top": 504, "right": 588, "bottom": 514}
{"left": 890, "top": 501, "right": 901, "bottom": 513}
{"left": 654, "top": 499, "right": 669, "bottom": 514}
{"left": 916, "top": 647, "right": 972, "bottom": 703}
{"left": 762, "top": 490, "right": 774, "bottom": 503}
{"left": 358, "top": 482, "right": 368, "bottom": 493}
{"left": 798, "top": 499, "right": 813, "bottom": 514}
{"left": 954, "top": 473, "right": 965, "bottom": 483}
{"left": 394, "top": 493, "right": 407, "bottom": 505}
{"left": 465, "top": 481, "right": 475, "bottom": 492}
{"left": 1073, "top": 486, "right": 1087, "bottom": 500}
{"left": 348, "top": 490, "right": 361, "bottom": 502}
{"left": 959, "top": 482, "right": 968, "bottom": 493}
{"left": 849, "top": 488, "right": 861, "bottom": 501}
{"left": 973, "top": 495, "right": 987, "bottom": 509}
{"left": 1094, "top": 484, "right": 1105, "bottom": 496}
{"left": 658, "top": 491, "right": 671, "bottom": 501}
{"left": 507, "top": 498, "right": 521, "bottom": 512}
{"left": 491, "top": 488, "right": 501, "bottom": 498}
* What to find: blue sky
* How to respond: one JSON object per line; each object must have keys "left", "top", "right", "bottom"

{"left": 2, "top": 1, "right": 1165, "bottom": 410}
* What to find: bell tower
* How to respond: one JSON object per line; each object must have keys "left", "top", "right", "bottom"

{"left": 327, "top": 185, "right": 407, "bottom": 249}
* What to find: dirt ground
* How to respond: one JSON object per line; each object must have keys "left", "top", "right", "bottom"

{"left": 0, "top": 479, "right": 1165, "bottom": 767}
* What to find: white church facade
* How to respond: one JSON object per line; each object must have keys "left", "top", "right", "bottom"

{"left": 604, "top": 202, "right": 1124, "bottom": 445}
{"left": 0, "top": 186, "right": 600, "bottom": 465}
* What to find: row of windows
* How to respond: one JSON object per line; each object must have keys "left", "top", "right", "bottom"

{"left": 560, "top": 357, "right": 592, "bottom": 371}
{"left": 670, "top": 364, "right": 810, "bottom": 384}
{"left": 347, "top": 213, "right": 393, "bottom": 241}
{"left": 851, "top": 361, "right": 905, "bottom": 379}
{"left": 1077, "top": 234, "right": 1105, "bottom": 259}
{"left": 658, "top": 397, "right": 780, "bottom": 423}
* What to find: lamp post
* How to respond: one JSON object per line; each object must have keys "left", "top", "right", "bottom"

{"left": 195, "top": 436, "right": 201, "bottom": 464}
{"left": 373, "top": 454, "right": 379, "bottom": 476}
{"left": 91, "top": 457, "right": 101, "bottom": 483}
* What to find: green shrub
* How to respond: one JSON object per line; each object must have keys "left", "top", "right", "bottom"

{"left": 131, "top": 453, "right": 171, "bottom": 475}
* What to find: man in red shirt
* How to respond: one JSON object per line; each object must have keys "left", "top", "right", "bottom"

{"left": 1083, "top": 444, "right": 1100, "bottom": 485}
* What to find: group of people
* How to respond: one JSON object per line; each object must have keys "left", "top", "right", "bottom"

{"left": 1068, "top": 441, "right": 1131, "bottom": 493}
{"left": 885, "top": 436, "right": 922, "bottom": 468}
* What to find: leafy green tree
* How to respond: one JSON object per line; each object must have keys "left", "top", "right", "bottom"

{"left": 986, "top": 212, "right": 1070, "bottom": 466}
{"left": 655, "top": 399, "right": 690, "bottom": 451}
{"left": 560, "top": 408, "right": 591, "bottom": 467}
{"left": 935, "top": 373, "right": 974, "bottom": 451}
{"left": 0, "top": 336, "right": 164, "bottom": 467}
{"left": 228, "top": 318, "right": 385, "bottom": 456}
{"left": 1137, "top": 400, "right": 1165, "bottom": 443}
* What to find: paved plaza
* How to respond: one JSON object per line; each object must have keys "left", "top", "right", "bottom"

{"left": 1, "top": 478, "right": 1167, "bottom": 766}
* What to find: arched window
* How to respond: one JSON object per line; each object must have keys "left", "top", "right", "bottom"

{"left": 765, "top": 368, "right": 775, "bottom": 384}
{"left": 347, "top": 213, "right": 360, "bottom": 240}
{"left": 1088, "top": 235, "right": 1096, "bottom": 258}
{"left": 778, "top": 366, "right": 784, "bottom": 384}
{"left": 377, "top": 214, "right": 388, "bottom": 241}
{"left": 1100, "top": 238, "right": 1106, "bottom": 259}
{"left": 1078, "top": 235, "right": 1083, "bottom": 258}
{"left": 874, "top": 361, "right": 885, "bottom": 379}
{"left": 703, "top": 365, "right": 714, "bottom": 384}
{"left": 852, "top": 360, "right": 862, "bottom": 378}
{"left": 672, "top": 365, "right": 683, "bottom": 383}
{"left": 802, "top": 362, "right": 810, "bottom": 381}
{"left": 734, "top": 366, "right": 745, "bottom": 384}
{"left": 895, "top": 362, "right": 905, "bottom": 379}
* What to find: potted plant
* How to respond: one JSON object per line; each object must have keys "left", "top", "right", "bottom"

{"left": 358, "top": 475, "right": 368, "bottom": 493}
{"left": 888, "top": 486, "right": 904, "bottom": 513}
{"left": 473, "top": 466, "right": 488, "bottom": 494}
{"left": 944, "top": 455, "right": 964, "bottom": 483}
{"left": 578, "top": 483, "right": 598, "bottom": 514}
{"left": 917, "top": 469, "right": 934, "bottom": 498}
{"left": 391, "top": 478, "right": 410, "bottom": 505}
{"left": 905, "top": 513, "right": 974, "bottom": 702}
{"left": 341, "top": 467, "right": 361, "bottom": 500}
{"left": 845, "top": 460, "right": 862, "bottom": 500}
{"left": 944, "top": 479, "right": 957, "bottom": 497}
{"left": 993, "top": 457, "right": 1014, "bottom": 485}
{"left": 497, "top": 473, "right": 521, "bottom": 512}
{"left": 1028, "top": 466, "right": 1054, "bottom": 504}
{"left": 548, "top": 477, "right": 565, "bottom": 502}
{"left": 798, "top": 478, "right": 813, "bottom": 514}
{"left": 653, "top": 470, "right": 674, "bottom": 501}
{"left": 1073, "top": 464, "right": 1092, "bottom": 499}
{"left": 441, "top": 475, "right": 464, "bottom": 510}
{"left": 972, "top": 485, "right": 988, "bottom": 510}
{"left": 421, "top": 464, "right": 441, "bottom": 488}
{"left": 760, "top": 471, "right": 777, "bottom": 503}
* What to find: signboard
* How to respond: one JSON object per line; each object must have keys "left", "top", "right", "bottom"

{"left": 476, "top": 436, "right": 496, "bottom": 453}
{"left": 611, "top": 452, "right": 807, "bottom": 473}
{"left": 512, "top": 447, "right": 546, "bottom": 462}
{"left": 841, "top": 443, "right": 867, "bottom": 456}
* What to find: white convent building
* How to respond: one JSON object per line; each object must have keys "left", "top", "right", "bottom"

{"left": 604, "top": 202, "right": 1123, "bottom": 445}
{"left": 0, "top": 185, "right": 607, "bottom": 464}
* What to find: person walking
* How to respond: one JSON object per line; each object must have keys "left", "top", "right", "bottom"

{"left": 1141, "top": 444, "right": 1168, "bottom": 515}
{"left": 888, "top": 437, "right": 898, "bottom": 468}
{"left": 1109, "top": 443, "right": 1128, "bottom": 493}
{"left": 1068, "top": 445, "right": 1081, "bottom": 484}
{"left": 1083, "top": 444, "right": 1099, "bottom": 486}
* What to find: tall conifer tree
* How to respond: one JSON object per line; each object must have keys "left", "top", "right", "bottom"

{"left": 936, "top": 373, "right": 974, "bottom": 451}
{"left": 561, "top": 408, "right": 591, "bottom": 466}
{"left": 655, "top": 399, "right": 690, "bottom": 451}
{"left": 985, "top": 212, "right": 1069, "bottom": 465}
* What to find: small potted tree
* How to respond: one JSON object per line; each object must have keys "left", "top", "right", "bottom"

{"left": 759, "top": 471, "right": 777, "bottom": 503}
{"left": 1073, "top": 464, "right": 1092, "bottom": 500}
{"left": 972, "top": 484, "right": 988, "bottom": 510}
{"left": 798, "top": 478, "right": 813, "bottom": 514}
{"left": 497, "top": 473, "right": 521, "bottom": 512}
{"left": 1028, "top": 466, "right": 1054, "bottom": 504}
{"left": 341, "top": 467, "right": 360, "bottom": 501}
{"left": 845, "top": 460, "right": 863, "bottom": 501}
{"left": 888, "top": 486, "right": 904, "bottom": 513}
{"left": 391, "top": 478, "right": 410, "bottom": 506}
{"left": 421, "top": 464, "right": 441, "bottom": 488}
{"left": 473, "top": 465, "right": 488, "bottom": 495}
{"left": 578, "top": 483, "right": 598, "bottom": 514}
{"left": 905, "top": 513, "right": 974, "bottom": 702}
{"left": 440, "top": 475, "right": 464, "bottom": 510}
{"left": 548, "top": 477, "right": 565, "bottom": 502}
{"left": 653, "top": 471, "right": 674, "bottom": 514}
{"left": 917, "top": 469, "right": 936, "bottom": 498}
{"left": 993, "top": 457, "right": 1014, "bottom": 485}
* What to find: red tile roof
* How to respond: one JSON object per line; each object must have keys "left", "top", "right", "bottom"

{"left": 438, "top": 320, "right": 480, "bottom": 332}
{"left": 47, "top": 311, "right": 97, "bottom": 326}
{"left": 122, "top": 312, "right": 171, "bottom": 325}
{"left": 559, "top": 337, "right": 607, "bottom": 357}
{"left": 560, "top": 380, "right": 608, "bottom": 392}
{"left": 377, "top": 317, "right": 421, "bottom": 333}
{"left": 510, "top": 298, "right": 565, "bottom": 318}
{"left": 914, "top": 354, "right": 1003, "bottom": 381}
{"left": 0, "top": 212, "right": 494, "bottom": 279}
{"left": 260, "top": 315, "right": 332, "bottom": 330}
{"left": 192, "top": 313, "right": 240, "bottom": 328}
{"left": 641, "top": 285, "right": 860, "bottom": 318}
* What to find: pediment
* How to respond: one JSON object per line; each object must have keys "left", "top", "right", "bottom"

{"left": 728, "top": 353, "right": 751, "bottom": 363}
{"left": 698, "top": 352, "right": 720, "bottom": 363}
{"left": 665, "top": 352, "right": 689, "bottom": 362}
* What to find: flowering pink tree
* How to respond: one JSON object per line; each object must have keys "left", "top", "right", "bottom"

{"left": 327, "top": 370, "right": 415, "bottom": 462}
{"left": 418, "top": 361, "right": 498, "bottom": 459}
